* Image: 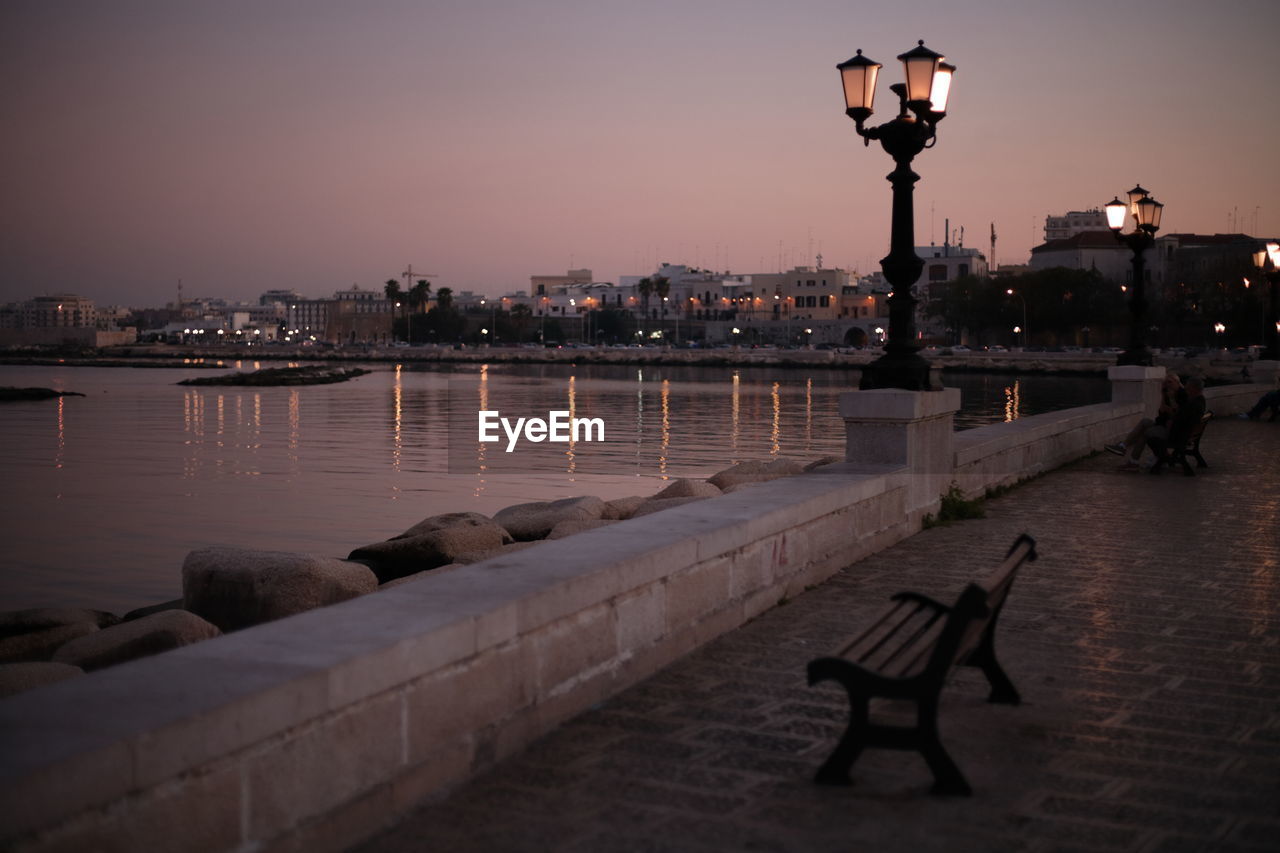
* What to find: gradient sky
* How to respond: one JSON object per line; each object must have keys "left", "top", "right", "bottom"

{"left": 3, "top": 0, "right": 1277, "bottom": 307}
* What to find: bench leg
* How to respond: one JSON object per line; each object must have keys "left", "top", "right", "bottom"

{"left": 918, "top": 697, "right": 971, "bottom": 796}
{"left": 967, "top": 631, "right": 1021, "bottom": 705}
{"left": 814, "top": 697, "right": 869, "bottom": 785}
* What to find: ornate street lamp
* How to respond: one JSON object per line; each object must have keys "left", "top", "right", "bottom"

{"left": 838, "top": 41, "right": 954, "bottom": 390}
{"left": 1105, "top": 185, "right": 1164, "bottom": 365}
{"left": 1252, "top": 241, "right": 1280, "bottom": 360}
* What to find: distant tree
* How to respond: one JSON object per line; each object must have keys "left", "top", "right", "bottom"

{"left": 510, "top": 303, "right": 532, "bottom": 341}
{"left": 594, "top": 308, "right": 630, "bottom": 343}
{"left": 637, "top": 277, "right": 654, "bottom": 335}
{"left": 434, "top": 287, "right": 454, "bottom": 313}
{"left": 410, "top": 279, "right": 432, "bottom": 313}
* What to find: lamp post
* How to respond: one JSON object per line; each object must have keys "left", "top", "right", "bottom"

{"left": 1251, "top": 241, "right": 1280, "bottom": 361}
{"left": 1006, "top": 289, "right": 1026, "bottom": 348}
{"left": 1105, "top": 185, "right": 1165, "bottom": 366}
{"left": 838, "top": 41, "right": 955, "bottom": 390}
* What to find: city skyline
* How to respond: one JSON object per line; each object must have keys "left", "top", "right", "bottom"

{"left": 2, "top": 0, "right": 1277, "bottom": 307}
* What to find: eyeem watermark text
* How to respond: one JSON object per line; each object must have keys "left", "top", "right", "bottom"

{"left": 478, "top": 410, "right": 605, "bottom": 452}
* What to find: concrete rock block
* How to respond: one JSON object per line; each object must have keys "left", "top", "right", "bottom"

{"left": 545, "top": 519, "right": 619, "bottom": 540}
{"left": 350, "top": 513, "right": 511, "bottom": 581}
{"left": 494, "top": 496, "right": 607, "bottom": 540}
{"left": 0, "top": 622, "right": 98, "bottom": 664}
{"left": 630, "top": 495, "right": 710, "bottom": 519}
{"left": 803, "top": 455, "right": 845, "bottom": 471}
{"left": 0, "top": 607, "right": 118, "bottom": 638}
{"left": 707, "top": 458, "right": 805, "bottom": 490}
{"left": 653, "top": 478, "right": 723, "bottom": 500}
{"left": 451, "top": 541, "right": 541, "bottom": 564}
{"left": 602, "top": 495, "right": 646, "bottom": 520}
{"left": 183, "top": 547, "right": 378, "bottom": 631}
{"left": 52, "top": 609, "right": 220, "bottom": 671}
{"left": 0, "top": 662, "right": 83, "bottom": 699}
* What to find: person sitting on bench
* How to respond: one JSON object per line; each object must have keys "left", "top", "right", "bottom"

{"left": 1238, "top": 389, "right": 1279, "bottom": 422}
{"left": 1148, "top": 376, "right": 1206, "bottom": 476}
{"left": 1106, "top": 372, "right": 1183, "bottom": 471}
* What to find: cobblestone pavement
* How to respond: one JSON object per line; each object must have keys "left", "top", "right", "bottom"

{"left": 359, "top": 418, "right": 1280, "bottom": 853}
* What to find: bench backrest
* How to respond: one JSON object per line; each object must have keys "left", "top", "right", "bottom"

{"left": 931, "top": 534, "right": 1037, "bottom": 675}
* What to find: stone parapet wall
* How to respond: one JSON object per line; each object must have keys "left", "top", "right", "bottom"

{"left": 0, "top": 468, "right": 918, "bottom": 852}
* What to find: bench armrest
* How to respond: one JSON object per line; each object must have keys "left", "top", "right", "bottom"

{"left": 890, "top": 591, "right": 951, "bottom": 613}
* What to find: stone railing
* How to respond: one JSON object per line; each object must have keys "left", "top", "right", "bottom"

{"left": 2, "top": 364, "right": 1274, "bottom": 852}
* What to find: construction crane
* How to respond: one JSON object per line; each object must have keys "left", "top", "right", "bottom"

{"left": 401, "top": 264, "right": 437, "bottom": 291}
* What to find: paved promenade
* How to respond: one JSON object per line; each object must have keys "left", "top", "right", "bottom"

{"left": 359, "top": 417, "right": 1280, "bottom": 853}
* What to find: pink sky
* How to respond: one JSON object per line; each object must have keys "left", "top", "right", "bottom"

{"left": 2, "top": 0, "right": 1277, "bottom": 307}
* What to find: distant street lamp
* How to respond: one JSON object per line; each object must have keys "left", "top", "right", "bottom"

{"left": 1105, "top": 185, "right": 1165, "bottom": 366}
{"left": 1251, "top": 241, "right": 1280, "bottom": 360}
{"left": 1006, "top": 289, "right": 1027, "bottom": 347}
{"left": 838, "top": 40, "right": 955, "bottom": 390}
{"left": 1213, "top": 322, "right": 1226, "bottom": 349}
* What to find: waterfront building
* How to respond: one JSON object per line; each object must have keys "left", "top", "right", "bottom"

{"left": 1045, "top": 209, "right": 1109, "bottom": 241}
{"left": 21, "top": 294, "right": 98, "bottom": 328}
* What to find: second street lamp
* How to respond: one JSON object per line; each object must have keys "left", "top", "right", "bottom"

{"left": 1105, "top": 185, "right": 1164, "bottom": 366}
{"left": 838, "top": 41, "right": 955, "bottom": 390}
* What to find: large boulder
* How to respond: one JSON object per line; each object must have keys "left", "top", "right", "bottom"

{"left": 630, "top": 495, "right": 712, "bottom": 519}
{"left": 379, "top": 563, "right": 466, "bottom": 590}
{"left": 451, "top": 541, "right": 542, "bottom": 565}
{"left": 0, "top": 662, "right": 84, "bottom": 699}
{"left": 183, "top": 547, "right": 378, "bottom": 631}
{"left": 546, "top": 519, "right": 619, "bottom": 540}
{"left": 707, "top": 458, "right": 806, "bottom": 490}
{"left": 349, "top": 512, "right": 512, "bottom": 581}
{"left": 602, "top": 496, "right": 647, "bottom": 521}
{"left": 0, "top": 608, "right": 118, "bottom": 639}
{"left": 493, "top": 496, "right": 607, "bottom": 541}
{"left": 53, "top": 610, "right": 220, "bottom": 671}
{"left": 803, "top": 455, "right": 845, "bottom": 471}
{"left": 653, "top": 479, "right": 722, "bottom": 500}
{"left": 0, "top": 622, "right": 98, "bottom": 664}
{"left": 123, "top": 599, "right": 185, "bottom": 622}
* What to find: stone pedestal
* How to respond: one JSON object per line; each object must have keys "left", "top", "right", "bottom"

{"left": 1252, "top": 360, "right": 1280, "bottom": 388}
{"left": 1108, "top": 365, "right": 1166, "bottom": 414}
{"left": 839, "top": 388, "right": 961, "bottom": 514}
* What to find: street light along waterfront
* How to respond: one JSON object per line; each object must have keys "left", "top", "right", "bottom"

{"left": 1006, "top": 288, "right": 1027, "bottom": 348}
{"left": 838, "top": 41, "right": 954, "bottom": 391}
{"left": 1105, "top": 185, "right": 1165, "bottom": 366}
{"left": 1251, "top": 241, "right": 1280, "bottom": 361}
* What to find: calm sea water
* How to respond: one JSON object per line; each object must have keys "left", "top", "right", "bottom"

{"left": 0, "top": 361, "right": 1106, "bottom": 612}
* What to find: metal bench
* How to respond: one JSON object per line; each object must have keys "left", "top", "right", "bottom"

{"left": 807, "top": 533, "right": 1037, "bottom": 795}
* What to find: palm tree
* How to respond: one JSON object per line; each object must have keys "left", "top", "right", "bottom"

{"left": 653, "top": 276, "right": 671, "bottom": 340}
{"left": 637, "top": 277, "right": 654, "bottom": 339}
{"left": 434, "top": 287, "right": 454, "bottom": 313}
{"left": 410, "top": 279, "right": 431, "bottom": 313}
{"left": 510, "top": 303, "right": 532, "bottom": 342}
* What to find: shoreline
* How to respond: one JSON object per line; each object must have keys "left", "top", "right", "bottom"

{"left": 0, "top": 343, "right": 1261, "bottom": 382}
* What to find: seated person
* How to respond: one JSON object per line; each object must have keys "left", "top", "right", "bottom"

{"left": 1105, "top": 373, "right": 1183, "bottom": 470}
{"left": 1239, "top": 389, "right": 1279, "bottom": 421}
{"left": 1148, "top": 376, "right": 1207, "bottom": 476}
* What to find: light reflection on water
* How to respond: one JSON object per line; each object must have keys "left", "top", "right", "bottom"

{"left": 0, "top": 362, "right": 1106, "bottom": 612}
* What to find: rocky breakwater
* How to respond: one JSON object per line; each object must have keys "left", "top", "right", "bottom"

{"left": 0, "top": 454, "right": 842, "bottom": 700}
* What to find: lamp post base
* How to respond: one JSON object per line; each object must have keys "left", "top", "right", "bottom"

{"left": 859, "top": 351, "right": 940, "bottom": 390}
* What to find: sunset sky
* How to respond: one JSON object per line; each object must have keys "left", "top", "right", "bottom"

{"left": 2, "top": 0, "right": 1277, "bottom": 307}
